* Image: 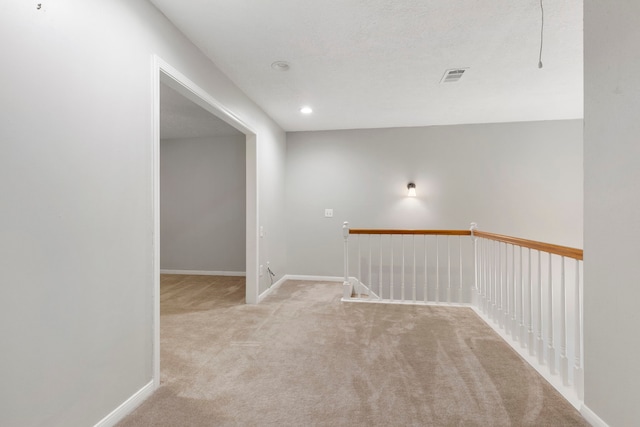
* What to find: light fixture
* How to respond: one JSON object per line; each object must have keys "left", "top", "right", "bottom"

{"left": 407, "top": 183, "right": 416, "bottom": 197}
{"left": 300, "top": 106, "right": 313, "bottom": 114}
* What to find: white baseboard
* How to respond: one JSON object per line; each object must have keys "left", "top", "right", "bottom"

{"left": 160, "top": 269, "right": 246, "bottom": 277}
{"left": 257, "top": 275, "right": 345, "bottom": 302}
{"left": 342, "top": 298, "right": 471, "bottom": 307}
{"left": 94, "top": 380, "right": 155, "bottom": 427}
{"left": 581, "top": 404, "right": 609, "bottom": 427}
{"left": 257, "top": 275, "right": 288, "bottom": 303}
{"left": 284, "top": 275, "right": 344, "bottom": 282}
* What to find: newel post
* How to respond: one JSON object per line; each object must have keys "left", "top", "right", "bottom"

{"left": 343, "top": 222, "right": 351, "bottom": 299}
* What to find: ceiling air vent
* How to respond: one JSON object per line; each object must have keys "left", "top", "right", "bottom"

{"left": 440, "top": 68, "right": 468, "bottom": 84}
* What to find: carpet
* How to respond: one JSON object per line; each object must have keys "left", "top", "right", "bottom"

{"left": 117, "top": 275, "right": 588, "bottom": 426}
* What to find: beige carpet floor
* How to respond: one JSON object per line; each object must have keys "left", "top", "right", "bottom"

{"left": 118, "top": 275, "right": 589, "bottom": 426}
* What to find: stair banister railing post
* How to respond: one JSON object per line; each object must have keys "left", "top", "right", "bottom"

{"left": 470, "top": 222, "right": 478, "bottom": 306}
{"left": 560, "top": 256, "right": 569, "bottom": 386}
{"left": 527, "top": 248, "right": 535, "bottom": 355}
{"left": 368, "top": 236, "right": 373, "bottom": 300}
{"left": 511, "top": 244, "right": 517, "bottom": 339}
{"left": 435, "top": 236, "right": 440, "bottom": 303}
{"left": 537, "top": 250, "right": 544, "bottom": 365}
{"left": 447, "top": 236, "right": 451, "bottom": 303}
{"left": 379, "top": 235, "right": 383, "bottom": 299}
{"left": 458, "top": 235, "right": 463, "bottom": 303}
{"left": 548, "top": 252, "right": 556, "bottom": 374}
{"left": 343, "top": 222, "right": 351, "bottom": 299}
{"left": 574, "top": 259, "right": 584, "bottom": 399}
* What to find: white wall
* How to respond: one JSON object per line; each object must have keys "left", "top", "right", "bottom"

{"left": 286, "top": 120, "right": 583, "bottom": 276}
{"left": 584, "top": 2, "right": 640, "bottom": 425}
{"left": 0, "top": 1, "right": 285, "bottom": 426}
{"left": 258, "top": 129, "right": 288, "bottom": 295}
{"left": 160, "top": 136, "right": 245, "bottom": 272}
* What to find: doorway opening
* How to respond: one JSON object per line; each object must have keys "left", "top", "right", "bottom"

{"left": 159, "top": 83, "right": 246, "bottom": 276}
{"left": 152, "top": 57, "right": 259, "bottom": 387}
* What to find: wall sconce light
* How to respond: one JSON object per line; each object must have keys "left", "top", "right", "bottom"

{"left": 407, "top": 183, "right": 416, "bottom": 197}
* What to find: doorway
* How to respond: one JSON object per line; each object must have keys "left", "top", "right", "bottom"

{"left": 159, "top": 83, "right": 246, "bottom": 275}
{"left": 152, "top": 57, "right": 259, "bottom": 387}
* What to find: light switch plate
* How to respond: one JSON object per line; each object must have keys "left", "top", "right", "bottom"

{"left": 324, "top": 209, "right": 334, "bottom": 218}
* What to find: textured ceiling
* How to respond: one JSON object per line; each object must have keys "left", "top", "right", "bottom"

{"left": 160, "top": 83, "right": 242, "bottom": 140}
{"left": 151, "top": 0, "right": 583, "bottom": 132}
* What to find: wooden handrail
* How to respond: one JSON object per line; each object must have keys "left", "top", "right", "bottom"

{"left": 472, "top": 231, "right": 583, "bottom": 260}
{"left": 349, "top": 229, "right": 471, "bottom": 236}
{"left": 347, "top": 228, "right": 583, "bottom": 260}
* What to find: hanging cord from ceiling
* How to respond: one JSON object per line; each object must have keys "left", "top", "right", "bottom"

{"left": 538, "top": 0, "right": 544, "bottom": 69}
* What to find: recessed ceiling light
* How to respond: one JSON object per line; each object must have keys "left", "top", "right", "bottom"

{"left": 271, "top": 61, "right": 290, "bottom": 71}
{"left": 300, "top": 106, "right": 313, "bottom": 114}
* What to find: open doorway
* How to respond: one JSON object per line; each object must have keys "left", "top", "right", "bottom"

{"left": 152, "top": 57, "right": 259, "bottom": 387}
{"left": 159, "top": 83, "right": 246, "bottom": 276}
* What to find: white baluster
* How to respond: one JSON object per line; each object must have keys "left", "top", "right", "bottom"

{"left": 491, "top": 242, "right": 495, "bottom": 320}
{"left": 485, "top": 239, "right": 490, "bottom": 314}
{"left": 493, "top": 241, "right": 502, "bottom": 324}
{"left": 412, "top": 235, "right": 417, "bottom": 303}
{"left": 470, "top": 223, "right": 478, "bottom": 305}
{"left": 511, "top": 244, "right": 517, "bottom": 340}
{"left": 537, "top": 250, "right": 544, "bottom": 364}
{"left": 447, "top": 236, "right": 451, "bottom": 303}
{"left": 459, "top": 235, "right": 463, "bottom": 303}
{"left": 477, "top": 239, "right": 482, "bottom": 308}
{"left": 498, "top": 242, "right": 503, "bottom": 328}
{"left": 527, "top": 248, "right": 534, "bottom": 353}
{"left": 488, "top": 240, "right": 494, "bottom": 319}
{"left": 390, "top": 235, "right": 394, "bottom": 301}
{"left": 342, "top": 222, "right": 350, "bottom": 299}
{"left": 490, "top": 239, "right": 493, "bottom": 315}
{"left": 401, "top": 235, "right": 406, "bottom": 302}
{"left": 482, "top": 239, "right": 486, "bottom": 312}
{"left": 519, "top": 246, "right": 527, "bottom": 348}
{"left": 574, "top": 259, "right": 584, "bottom": 399}
{"left": 505, "top": 244, "right": 511, "bottom": 335}
{"left": 357, "top": 235, "right": 362, "bottom": 297}
{"left": 379, "top": 235, "right": 383, "bottom": 299}
{"left": 368, "top": 235, "right": 372, "bottom": 300}
{"left": 517, "top": 246, "right": 522, "bottom": 338}
{"left": 424, "top": 235, "right": 428, "bottom": 303}
{"left": 473, "top": 237, "right": 482, "bottom": 309}
{"left": 436, "top": 235, "right": 440, "bottom": 304}
{"left": 560, "top": 256, "right": 569, "bottom": 386}
{"left": 493, "top": 241, "right": 498, "bottom": 319}
{"left": 501, "top": 243, "right": 507, "bottom": 329}
{"left": 548, "top": 252, "right": 555, "bottom": 374}
{"left": 481, "top": 239, "right": 487, "bottom": 312}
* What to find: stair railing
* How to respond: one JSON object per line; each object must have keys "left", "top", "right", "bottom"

{"left": 343, "top": 221, "right": 474, "bottom": 304}
{"left": 472, "top": 228, "right": 584, "bottom": 403}
{"left": 342, "top": 221, "right": 584, "bottom": 407}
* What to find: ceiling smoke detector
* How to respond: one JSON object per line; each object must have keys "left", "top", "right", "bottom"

{"left": 440, "top": 68, "right": 468, "bottom": 83}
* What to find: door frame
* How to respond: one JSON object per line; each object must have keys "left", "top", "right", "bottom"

{"left": 151, "top": 55, "right": 259, "bottom": 387}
